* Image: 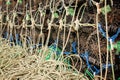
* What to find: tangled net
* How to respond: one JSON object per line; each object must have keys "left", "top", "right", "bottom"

{"left": 0, "top": 38, "right": 88, "bottom": 80}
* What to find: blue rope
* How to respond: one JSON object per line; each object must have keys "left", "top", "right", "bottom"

{"left": 9, "top": 33, "right": 13, "bottom": 42}
{"left": 98, "top": 23, "right": 120, "bottom": 42}
{"left": 80, "top": 51, "right": 111, "bottom": 75}
{"left": 98, "top": 23, "right": 106, "bottom": 38}
{"left": 110, "top": 28, "right": 120, "bottom": 42}
{"left": 15, "top": 34, "right": 19, "bottom": 45}
{"left": 80, "top": 51, "right": 91, "bottom": 69}
{"left": 72, "top": 42, "right": 77, "bottom": 53}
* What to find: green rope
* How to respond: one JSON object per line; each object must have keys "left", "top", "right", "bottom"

{"left": 18, "top": 0, "right": 23, "bottom": 4}
{"left": 6, "top": 0, "right": 11, "bottom": 5}
{"left": 84, "top": 69, "right": 94, "bottom": 80}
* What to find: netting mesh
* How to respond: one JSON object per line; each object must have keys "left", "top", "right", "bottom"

{"left": 0, "top": 0, "right": 120, "bottom": 80}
